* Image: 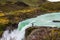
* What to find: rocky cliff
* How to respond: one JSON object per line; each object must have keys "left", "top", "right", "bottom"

{"left": 25, "top": 26, "right": 60, "bottom": 40}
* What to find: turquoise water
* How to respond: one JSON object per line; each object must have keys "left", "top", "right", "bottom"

{"left": 18, "top": 18, "right": 34, "bottom": 30}
{"left": 18, "top": 12, "right": 60, "bottom": 30}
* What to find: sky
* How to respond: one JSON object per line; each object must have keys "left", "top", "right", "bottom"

{"left": 48, "top": 0, "right": 60, "bottom": 2}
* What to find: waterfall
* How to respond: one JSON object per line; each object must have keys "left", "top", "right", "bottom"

{"left": 0, "top": 18, "right": 35, "bottom": 40}
{"left": 0, "top": 12, "right": 60, "bottom": 40}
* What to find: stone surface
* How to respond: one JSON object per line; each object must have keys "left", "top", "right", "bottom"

{"left": 25, "top": 26, "right": 60, "bottom": 40}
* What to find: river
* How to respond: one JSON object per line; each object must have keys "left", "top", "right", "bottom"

{"left": 0, "top": 12, "right": 60, "bottom": 40}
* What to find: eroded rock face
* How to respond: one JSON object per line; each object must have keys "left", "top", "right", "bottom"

{"left": 25, "top": 27, "right": 60, "bottom": 40}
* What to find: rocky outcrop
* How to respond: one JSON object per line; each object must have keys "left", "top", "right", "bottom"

{"left": 25, "top": 26, "right": 60, "bottom": 40}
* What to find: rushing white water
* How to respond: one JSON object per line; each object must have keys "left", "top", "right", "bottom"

{"left": 0, "top": 12, "right": 60, "bottom": 40}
